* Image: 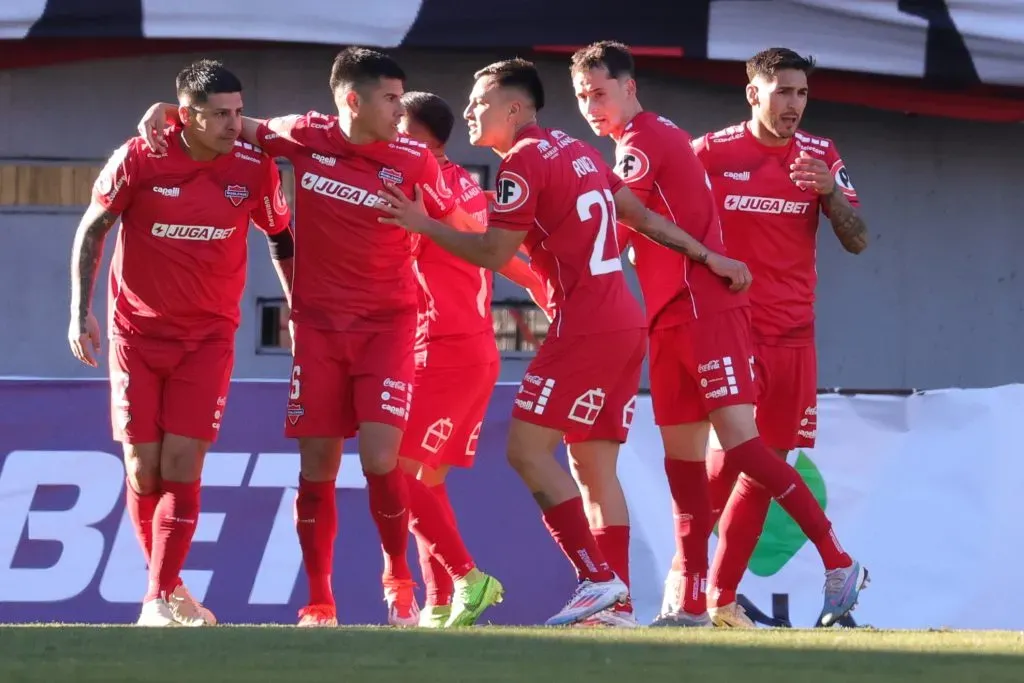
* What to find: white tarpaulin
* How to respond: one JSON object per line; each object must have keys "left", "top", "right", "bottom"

{"left": 621, "top": 384, "right": 1024, "bottom": 629}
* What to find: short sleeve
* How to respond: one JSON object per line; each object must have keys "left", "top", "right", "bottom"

{"left": 826, "top": 142, "right": 860, "bottom": 209}
{"left": 690, "top": 133, "right": 711, "bottom": 164}
{"left": 256, "top": 111, "right": 330, "bottom": 159}
{"left": 92, "top": 139, "right": 139, "bottom": 214}
{"left": 417, "top": 153, "right": 457, "bottom": 219}
{"left": 613, "top": 132, "right": 659, "bottom": 205}
{"left": 251, "top": 159, "right": 291, "bottom": 235}
{"left": 488, "top": 150, "right": 541, "bottom": 232}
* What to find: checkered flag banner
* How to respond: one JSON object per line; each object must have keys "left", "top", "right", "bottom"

{"left": 2, "top": 0, "right": 1023, "bottom": 86}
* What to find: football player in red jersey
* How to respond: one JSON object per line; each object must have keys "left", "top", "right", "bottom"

{"left": 570, "top": 41, "right": 868, "bottom": 628}
{"left": 137, "top": 48, "right": 503, "bottom": 628}
{"left": 69, "top": 60, "right": 293, "bottom": 627}
{"left": 690, "top": 47, "right": 869, "bottom": 627}
{"left": 395, "top": 90, "right": 549, "bottom": 627}
{"left": 378, "top": 58, "right": 750, "bottom": 626}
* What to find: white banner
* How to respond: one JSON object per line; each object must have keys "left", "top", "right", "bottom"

{"left": 621, "top": 384, "right": 1024, "bottom": 629}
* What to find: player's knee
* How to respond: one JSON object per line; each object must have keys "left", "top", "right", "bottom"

{"left": 160, "top": 434, "right": 207, "bottom": 483}
{"left": 708, "top": 404, "right": 759, "bottom": 450}
{"left": 357, "top": 424, "right": 402, "bottom": 476}
{"left": 122, "top": 443, "right": 160, "bottom": 494}
{"left": 299, "top": 438, "right": 342, "bottom": 481}
{"left": 397, "top": 456, "right": 421, "bottom": 477}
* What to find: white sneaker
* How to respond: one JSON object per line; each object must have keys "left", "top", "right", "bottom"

{"left": 384, "top": 579, "right": 420, "bottom": 628}
{"left": 709, "top": 602, "right": 756, "bottom": 628}
{"left": 167, "top": 584, "right": 215, "bottom": 626}
{"left": 136, "top": 598, "right": 179, "bottom": 627}
{"left": 576, "top": 606, "right": 640, "bottom": 628}
{"left": 545, "top": 576, "right": 629, "bottom": 626}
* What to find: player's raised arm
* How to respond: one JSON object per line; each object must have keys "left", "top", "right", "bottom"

{"left": 790, "top": 149, "right": 868, "bottom": 254}
{"left": 613, "top": 186, "right": 752, "bottom": 292}
{"left": 378, "top": 185, "right": 525, "bottom": 270}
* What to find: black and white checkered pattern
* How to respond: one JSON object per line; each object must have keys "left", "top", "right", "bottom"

{"left": 3, "top": 0, "right": 1022, "bottom": 86}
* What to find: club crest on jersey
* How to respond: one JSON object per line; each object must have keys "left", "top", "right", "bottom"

{"left": 224, "top": 184, "right": 250, "bottom": 207}
{"left": 615, "top": 147, "right": 650, "bottom": 183}
{"left": 493, "top": 171, "right": 529, "bottom": 213}
{"left": 379, "top": 167, "right": 404, "bottom": 185}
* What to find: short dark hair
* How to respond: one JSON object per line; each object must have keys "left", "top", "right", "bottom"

{"left": 330, "top": 46, "right": 406, "bottom": 93}
{"left": 570, "top": 41, "right": 635, "bottom": 79}
{"left": 473, "top": 58, "right": 545, "bottom": 111}
{"left": 175, "top": 59, "right": 242, "bottom": 104}
{"left": 746, "top": 47, "right": 815, "bottom": 82}
{"left": 401, "top": 91, "right": 454, "bottom": 145}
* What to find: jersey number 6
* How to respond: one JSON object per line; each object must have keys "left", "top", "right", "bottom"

{"left": 577, "top": 189, "right": 622, "bottom": 276}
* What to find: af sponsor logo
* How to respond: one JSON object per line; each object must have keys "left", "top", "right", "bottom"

{"left": 224, "top": 184, "right": 250, "bottom": 207}
{"left": 515, "top": 373, "right": 553, "bottom": 414}
{"left": 152, "top": 186, "right": 180, "bottom": 198}
{"left": 95, "top": 145, "right": 129, "bottom": 202}
{"left": 300, "top": 173, "right": 383, "bottom": 208}
{"left": 724, "top": 195, "right": 810, "bottom": 215}
{"left": 0, "top": 450, "right": 366, "bottom": 606}
{"left": 380, "top": 377, "right": 410, "bottom": 420}
{"left": 723, "top": 171, "right": 750, "bottom": 182}
{"left": 615, "top": 147, "right": 650, "bottom": 183}
{"left": 151, "top": 223, "right": 236, "bottom": 241}
{"left": 493, "top": 171, "right": 529, "bottom": 213}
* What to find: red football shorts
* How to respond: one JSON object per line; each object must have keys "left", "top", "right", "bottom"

{"left": 649, "top": 307, "right": 757, "bottom": 426}
{"left": 753, "top": 343, "right": 818, "bottom": 451}
{"left": 400, "top": 359, "right": 500, "bottom": 469}
{"left": 285, "top": 322, "right": 415, "bottom": 439}
{"left": 109, "top": 338, "right": 234, "bottom": 444}
{"left": 512, "top": 327, "right": 647, "bottom": 444}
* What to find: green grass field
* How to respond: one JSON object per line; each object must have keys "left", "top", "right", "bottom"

{"left": 1, "top": 626, "right": 1021, "bottom": 683}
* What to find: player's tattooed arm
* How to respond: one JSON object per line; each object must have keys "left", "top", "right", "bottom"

{"left": 612, "top": 186, "right": 752, "bottom": 292}
{"left": 822, "top": 189, "right": 869, "bottom": 254}
{"left": 68, "top": 201, "right": 118, "bottom": 366}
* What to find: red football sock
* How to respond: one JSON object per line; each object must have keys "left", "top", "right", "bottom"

{"left": 365, "top": 467, "right": 412, "bottom": 582}
{"left": 126, "top": 479, "right": 158, "bottom": 563}
{"left": 541, "top": 497, "right": 615, "bottom": 583}
{"left": 591, "top": 525, "right": 630, "bottom": 588}
{"left": 664, "top": 459, "right": 712, "bottom": 614}
{"left": 725, "top": 438, "right": 851, "bottom": 570}
{"left": 145, "top": 479, "right": 200, "bottom": 601}
{"left": 424, "top": 483, "right": 457, "bottom": 605}
{"left": 406, "top": 474, "right": 475, "bottom": 580}
{"left": 709, "top": 475, "right": 771, "bottom": 608}
{"left": 706, "top": 447, "right": 741, "bottom": 525}
{"left": 295, "top": 476, "right": 337, "bottom": 606}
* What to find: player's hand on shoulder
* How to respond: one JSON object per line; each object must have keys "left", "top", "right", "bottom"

{"left": 68, "top": 311, "right": 102, "bottom": 368}
{"left": 705, "top": 253, "right": 753, "bottom": 293}
{"left": 377, "top": 183, "right": 429, "bottom": 233}
{"left": 137, "top": 102, "right": 178, "bottom": 155}
{"left": 789, "top": 150, "right": 834, "bottom": 195}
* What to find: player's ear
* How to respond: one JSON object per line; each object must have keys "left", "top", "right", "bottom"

{"left": 745, "top": 83, "right": 759, "bottom": 108}
{"left": 345, "top": 88, "right": 361, "bottom": 113}
{"left": 178, "top": 104, "right": 193, "bottom": 127}
{"left": 625, "top": 78, "right": 637, "bottom": 99}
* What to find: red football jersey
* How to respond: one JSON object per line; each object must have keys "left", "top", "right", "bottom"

{"left": 613, "top": 111, "right": 746, "bottom": 330}
{"left": 256, "top": 111, "right": 457, "bottom": 331}
{"left": 93, "top": 130, "right": 290, "bottom": 343}
{"left": 693, "top": 122, "right": 860, "bottom": 343}
{"left": 412, "top": 160, "right": 497, "bottom": 367}
{"left": 489, "top": 124, "right": 645, "bottom": 338}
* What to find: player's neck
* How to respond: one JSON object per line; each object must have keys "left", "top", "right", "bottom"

{"left": 747, "top": 117, "right": 789, "bottom": 147}
{"left": 338, "top": 116, "right": 378, "bottom": 146}
{"left": 178, "top": 130, "right": 219, "bottom": 162}
{"left": 611, "top": 100, "right": 644, "bottom": 141}
{"left": 494, "top": 118, "right": 536, "bottom": 157}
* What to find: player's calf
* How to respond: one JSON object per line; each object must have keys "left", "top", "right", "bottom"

{"left": 296, "top": 438, "right": 342, "bottom": 615}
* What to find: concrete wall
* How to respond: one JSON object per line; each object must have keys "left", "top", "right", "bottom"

{"left": 2, "top": 47, "right": 1022, "bottom": 390}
